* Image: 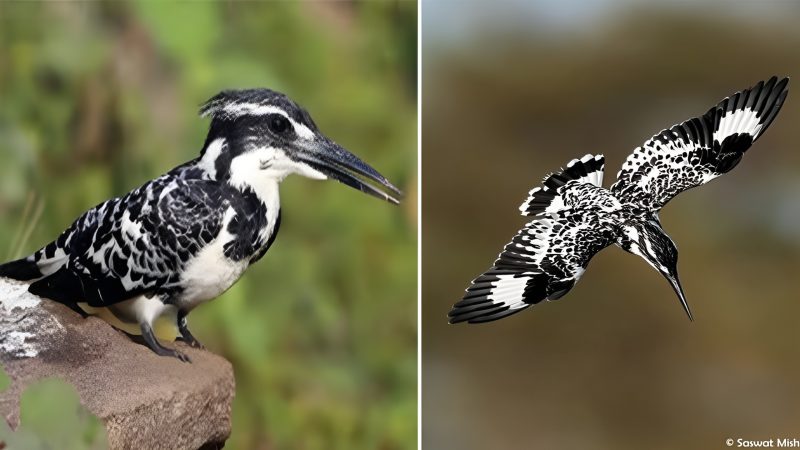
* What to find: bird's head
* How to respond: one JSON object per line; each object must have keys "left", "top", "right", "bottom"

{"left": 619, "top": 218, "right": 693, "bottom": 321}
{"left": 196, "top": 89, "right": 402, "bottom": 204}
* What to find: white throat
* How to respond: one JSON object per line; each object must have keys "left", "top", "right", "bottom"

{"left": 228, "top": 146, "right": 326, "bottom": 188}
{"left": 228, "top": 149, "right": 283, "bottom": 207}
{"left": 227, "top": 150, "right": 283, "bottom": 247}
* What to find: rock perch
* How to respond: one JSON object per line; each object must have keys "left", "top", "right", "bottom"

{"left": 0, "top": 277, "right": 234, "bottom": 450}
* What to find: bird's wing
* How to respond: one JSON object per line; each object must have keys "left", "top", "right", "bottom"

{"left": 28, "top": 178, "right": 226, "bottom": 307}
{"left": 611, "top": 77, "right": 789, "bottom": 211}
{"left": 449, "top": 210, "right": 616, "bottom": 324}
{"left": 519, "top": 154, "right": 605, "bottom": 215}
{"left": 450, "top": 155, "right": 615, "bottom": 324}
{"left": 0, "top": 163, "right": 214, "bottom": 283}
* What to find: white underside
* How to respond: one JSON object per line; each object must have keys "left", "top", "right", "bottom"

{"left": 175, "top": 207, "right": 250, "bottom": 311}
{"left": 78, "top": 295, "right": 179, "bottom": 341}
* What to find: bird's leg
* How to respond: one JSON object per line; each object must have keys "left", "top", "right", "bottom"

{"left": 177, "top": 309, "right": 204, "bottom": 349}
{"left": 140, "top": 322, "right": 191, "bottom": 362}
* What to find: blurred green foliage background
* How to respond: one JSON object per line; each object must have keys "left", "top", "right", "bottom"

{"left": 0, "top": 365, "right": 107, "bottom": 450}
{"left": 0, "top": 2, "right": 417, "bottom": 449}
{"left": 423, "top": 2, "right": 800, "bottom": 449}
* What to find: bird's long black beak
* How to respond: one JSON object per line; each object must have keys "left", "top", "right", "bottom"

{"left": 663, "top": 269, "right": 693, "bottom": 321}
{"left": 293, "top": 138, "right": 403, "bottom": 205}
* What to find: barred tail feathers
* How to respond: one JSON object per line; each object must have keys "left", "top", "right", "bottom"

{"left": 0, "top": 239, "right": 69, "bottom": 281}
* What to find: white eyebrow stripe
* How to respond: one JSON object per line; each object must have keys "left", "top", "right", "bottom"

{"left": 220, "top": 102, "right": 316, "bottom": 140}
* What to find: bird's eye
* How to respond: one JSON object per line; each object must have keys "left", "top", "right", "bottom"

{"left": 268, "top": 115, "right": 291, "bottom": 134}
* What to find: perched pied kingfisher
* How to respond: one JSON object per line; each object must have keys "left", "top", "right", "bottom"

{"left": 0, "top": 89, "right": 401, "bottom": 361}
{"left": 449, "top": 77, "right": 788, "bottom": 324}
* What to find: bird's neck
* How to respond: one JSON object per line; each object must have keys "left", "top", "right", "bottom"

{"left": 616, "top": 223, "right": 643, "bottom": 256}
{"left": 221, "top": 160, "right": 281, "bottom": 258}
{"left": 225, "top": 150, "right": 283, "bottom": 214}
{"left": 616, "top": 218, "right": 672, "bottom": 267}
{"left": 194, "top": 137, "right": 283, "bottom": 208}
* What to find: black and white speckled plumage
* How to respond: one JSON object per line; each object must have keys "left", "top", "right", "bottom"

{"left": 450, "top": 77, "right": 789, "bottom": 324}
{"left": 0, "top": 88, "right": 400, "bottom": 361}
{"left": 22, "top": 176, "right": 274, "bottom": 305}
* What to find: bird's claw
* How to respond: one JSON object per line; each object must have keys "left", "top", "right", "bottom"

{"left": 178, "top": 335, "right": 204, "bottom": 349}
{"left": 168, "top": 348, "right": 192, "bottom": 363}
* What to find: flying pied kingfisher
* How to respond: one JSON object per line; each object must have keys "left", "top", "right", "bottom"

{"left": 449, "top": 76, "right": 788, "bottom": 324}
{"left": 0, "top": 89, "right": 402, "bottom": 361}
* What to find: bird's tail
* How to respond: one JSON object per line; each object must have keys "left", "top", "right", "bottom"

{"left": 0, "top": 238, "right": 70, "bottom": 281}
{"left": 518, "top": 154, "right": 605, "bottom": 216}
{"left": 0, "top": 256, "right": 43, "bottom": 281}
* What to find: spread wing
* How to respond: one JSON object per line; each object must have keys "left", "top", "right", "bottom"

{"left": 28, "top": 178, "right": 226, "bottom": 306}
{"left": 611, "top": 77, "right": 788, "bottom": 211}
{"left": 450, "top": 155, "right": 616, "bottom": 324}
{"left": 449, "top": 211, "right": 615, "bottom": 324}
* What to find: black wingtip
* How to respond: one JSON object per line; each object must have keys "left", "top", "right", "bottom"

{"left": 448, "top": 294, "right": 531, "bottom": 324}
{"left": 448, "top": 306, "right": 524, "bottom": 324}
{"left": 758, "top": 77, "right": 789, "bottom": 132}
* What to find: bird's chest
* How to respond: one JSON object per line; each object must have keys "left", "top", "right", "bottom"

{"left": 176, "top": 210, "right": 250, "bottom": 309}
{"left": 176, "top": 189, "right": 280, "bottom": 310}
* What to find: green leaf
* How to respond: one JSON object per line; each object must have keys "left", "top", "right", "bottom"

{"left": 0, "top": 377, "right": 108, "bottom": 450}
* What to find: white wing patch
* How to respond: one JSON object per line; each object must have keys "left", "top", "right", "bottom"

{"left": 486, "top": 274, "right": 534, "bottom": 311}
{"left": 715, "top": 107, "right": 763, "bottom": 143}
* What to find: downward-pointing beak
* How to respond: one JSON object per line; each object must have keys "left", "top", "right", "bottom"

{"left": 293, "top": 137, "right": 403, "bottom": 205}
{"left": 664, "top": 270, "right": 694, "bottom": 321}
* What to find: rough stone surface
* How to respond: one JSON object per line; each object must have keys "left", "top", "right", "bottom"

{"left": 0, "top": 277, "right": 234, "bottom": 450}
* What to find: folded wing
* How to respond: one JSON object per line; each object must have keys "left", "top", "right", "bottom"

{"left": 28, "top": 178, "right": 225, "bottom": 307}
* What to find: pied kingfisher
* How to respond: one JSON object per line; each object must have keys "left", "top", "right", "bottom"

{"left": 449, "top": 77, "right": 788, "bottom": 324}
{"left": 0, "top": 89, "right": 401, "bottom": 361}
